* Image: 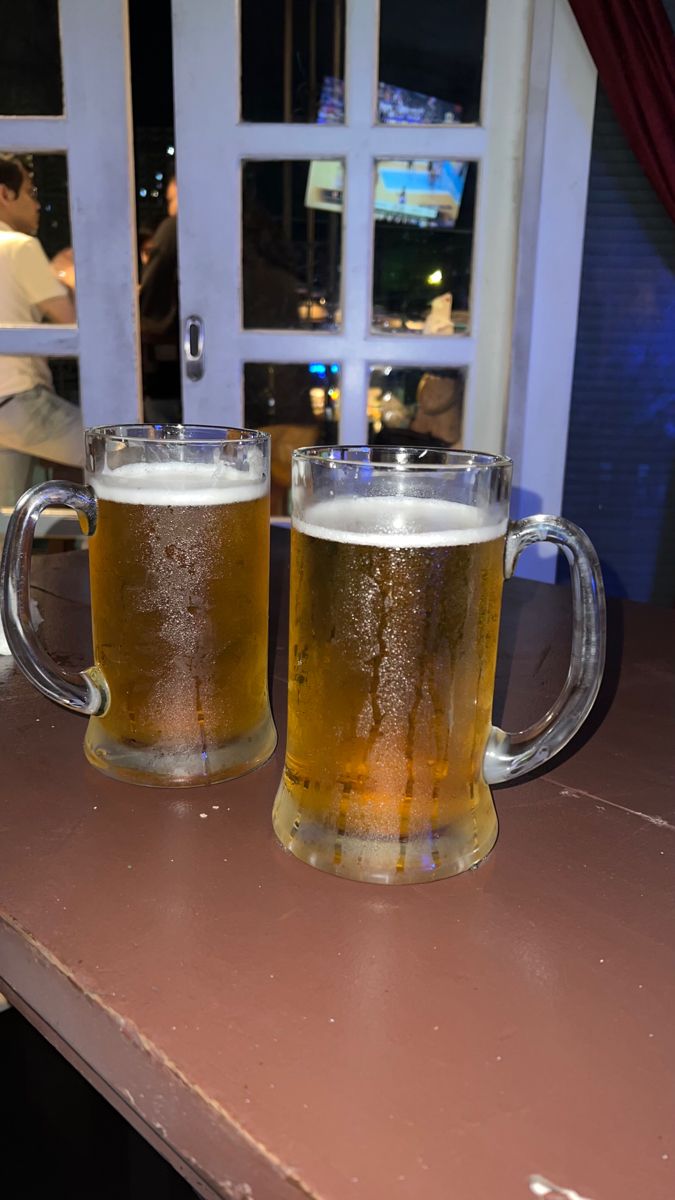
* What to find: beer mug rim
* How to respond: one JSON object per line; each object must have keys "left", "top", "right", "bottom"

{"left": 293, "top": 445, "right": 512, "bottom": 472}
{"left": 85, "top": 424, "right": 269, "bottom": 447}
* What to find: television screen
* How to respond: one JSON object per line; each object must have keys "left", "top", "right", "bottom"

{"left": 305, "top": 159, "right": 467, "bottom": 229}
{"left": 306, "top": 79, "right": 468, "bottom": 229}
{"left": 315, "top": 76, "right": 463, "bottom": 127}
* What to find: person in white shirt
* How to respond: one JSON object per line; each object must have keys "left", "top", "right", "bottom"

{"left": 0, "top": 154, "right": 83, "bottom": 475}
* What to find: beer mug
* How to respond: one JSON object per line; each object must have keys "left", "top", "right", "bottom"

{"left": 272, "top": 446, "right": 605, "bottom": 884}
{"left": 1, "top": 425, "right": 276, "bottom": 787}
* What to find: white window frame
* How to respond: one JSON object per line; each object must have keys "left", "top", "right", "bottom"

{"left": 506, "top": 0, "right": 597, "bottom": 580}
{"left": 0, "top": 0, "right": 596, "bottom": 540}
{"left": 173, "top": 0, "right": 532, "bottom": 450}
{"left": 0, "top": 0, "right": 141, "bottom": 428}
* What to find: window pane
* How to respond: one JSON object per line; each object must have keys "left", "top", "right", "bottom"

{"left": 50, "top": 358, "right": 80, "bottom": 406}
{"left": 244, "top": 362, "right": 339, "bottom": 514}
{"left": 0, "top": 355, "right": 81, "bottom": 507}
{"left": 0, "top": 155, "right": 81, "bottom": 493}
{"left": 0, "top": 153, "right": 73, "bottom": 304}
{"left": 0, "top": 0, "right": 63, "bottom": 115}
{"left": 379, "top": 0, "right": 486, "bottom": 125}
{"left": 31, "top": 154, "right": 72, "bottom": 256}
{"left": 241, "top": 0, "right": 345, "bottom": 123}
{"left": 242, "top": 161, "right": 342, "bottom": 331}
{"left": 367, "top": 365, "right": 465, "bottom": 449}
{"left": 372, "top": 160, "right": 476, "bottom": 334}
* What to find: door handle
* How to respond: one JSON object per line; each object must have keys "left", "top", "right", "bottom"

{"left": 183, "top": 315, "right": 205, "bottom": 381}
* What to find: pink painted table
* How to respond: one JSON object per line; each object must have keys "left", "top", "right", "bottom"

{"left": 1, "top": 530, "right": 674, "bottom": 1200}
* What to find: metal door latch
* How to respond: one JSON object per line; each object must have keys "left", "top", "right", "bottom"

{"left": 183, "top": 315, "right": 205, "bottom": 381}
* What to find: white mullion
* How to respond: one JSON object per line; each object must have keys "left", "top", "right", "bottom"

{"left": 236, "top": 331, "right": 474, "bottom": 368}
{"left": 59, "top": 0, "right": 141, "bottom": 426}
{"left": 369, "top": 126, "right": 486, "bottom": 159}
{"left": 506, "top": 0, "right": 596, "bottom": 580}
{"left": 339, "top": 0, "right": 379, "bottom": 442}
{"left": 234, "top": 126, "right": 349, "bottom": 158}
{"left": 463, "top": 0, "right": 532, "bottom": 451}
{"left": 339, "top": 358, "right": 370, "bottom": 442}
{"left": 231, "top": 124, "right": 486, "bottom": 161}
{"left": 172, "top": 0, "right": 241, "bottom": 424}
{"left": 344, "top": 0, "right": 380, "bottom": 129}
{"left": 506, "top": 0, "right": 555, "bottom": 480}
{"left": 0, "top": 118, "right": 68, "bottom": 152}
{"left": 0, "top": 327, "right": 78, "bottom": 356}
{"left": 362, "top": 336, "right": 474, "bottom": 368}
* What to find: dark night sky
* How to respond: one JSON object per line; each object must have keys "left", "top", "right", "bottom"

{"left": 0, "top": 1, "right": 487, "bottom": 130}
{"left": 129, "top": 0, "right": 175, "bottom": 126}
{"left": 128, "top": 0, "right": 486, "bottom": 127}
{"left": 127, "top": 0, "right": 484, "bottom": 314}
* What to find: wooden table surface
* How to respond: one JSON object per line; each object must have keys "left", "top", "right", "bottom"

{"left": 1, "top": 528, "right": 674, "bottom": 1200}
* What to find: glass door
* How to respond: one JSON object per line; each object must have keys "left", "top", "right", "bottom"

{"left": 0, "top": 0, "right": 141, "bottom": 446}
{"left": 172, "top": 0, "right": 532, "bottom": 512}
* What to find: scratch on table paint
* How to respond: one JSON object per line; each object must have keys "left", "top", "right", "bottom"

{"left": 29, "top": 583, "right": 89, "bottom": 608}
{"left": 220, "top": 1182, "right": 253, "bottom": 1200}
{"left": 529, "top": 1174, "right": 595, "bottom": 1200}
{"left": 546, "top": 779, "right": 675, "bottom": 832}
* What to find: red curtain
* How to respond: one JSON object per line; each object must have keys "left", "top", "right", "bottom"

{"left": 567, "top": 0, "right": 675, "bottom": 222}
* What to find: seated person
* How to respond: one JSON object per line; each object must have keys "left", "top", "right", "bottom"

{"left": 408, "top": 370, "right": 463, "bottom": 446}
{"left": 0, "top": 154, "right": 82, "bottom": 473}
{"left": 372, "top": 369, "right": 463, "bottom": 449}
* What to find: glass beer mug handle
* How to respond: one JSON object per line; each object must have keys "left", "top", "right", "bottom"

{"left": 483, "top": 515, "right": 605, "bottom": 785}
{"left": 1, "top": 481, "right": 107, "bottom": 715}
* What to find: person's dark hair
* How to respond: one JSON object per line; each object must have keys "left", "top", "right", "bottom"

{"left": 137, "top": 224, "right": 155, "bottom": 250}
{"left": 0, "top": 154, "right": 29, "bottom": 195}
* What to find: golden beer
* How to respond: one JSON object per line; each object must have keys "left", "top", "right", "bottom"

{"left": 272, "top": 495, "right": 506, "bottom": 882}
{"left": 85, "top": 461, "right": 275, "bottom": 785}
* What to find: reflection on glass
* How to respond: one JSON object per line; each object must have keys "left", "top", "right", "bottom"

{"left": 50, "top": 359, "right": 80, "bottom": 407}
{"left": 379, "top": 0, "right": 486, "bottom": 125}
{"left": 0, "top": 1, "right": 62, "bottom": 115}
{"left": 318, "top": 76, "right": 465, "bottom": 127}
{"left": 372, "top": 160, "right": 476, "bottom": 334}
{"left": 242, "top": 161, "right": 342, "bottom": 331}
{"left": 0, "top": 154, "right": 73, "bottom": 302}
{"left": 28, "top": 155, "right": 72, "bottom": 258}
{"left": 367, "top": 365, "right": 464, "bottom": 449}
{"left": 244, "top": 362, "right": 339, "bottom": 515}
{"left": 374, "top": 159, "right": 467, "bottom": 227}
{"left": 0, "top": 155, "right": 81, "bottom": 495}
{"left": 241, "top": 0, "right": 345, "bottom": 123}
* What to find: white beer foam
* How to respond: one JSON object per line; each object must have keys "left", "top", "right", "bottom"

{"left": 294, "top": 496, "right": 507, "bottom": 548}
{"left": 92, "top": 460, "right": 267, "bottom": 506}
